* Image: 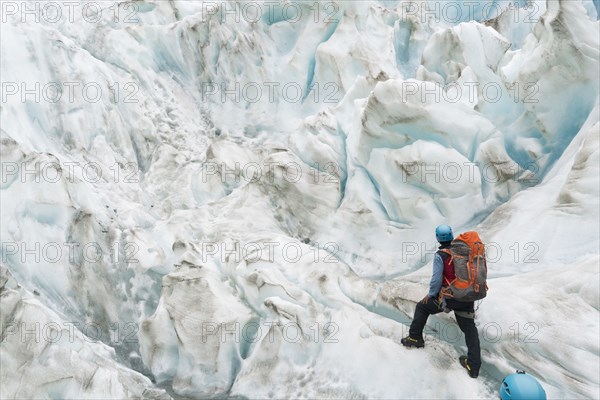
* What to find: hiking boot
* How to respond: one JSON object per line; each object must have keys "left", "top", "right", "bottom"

{"left": 459, "top": 356, "right": 478, "bottom": 378}
{"left": 401, "top": 336, "right": 424, "bottom": 348}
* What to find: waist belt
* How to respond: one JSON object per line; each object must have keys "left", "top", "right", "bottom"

{"left": 454, "top": 310, "right": 475, "bottom": 319}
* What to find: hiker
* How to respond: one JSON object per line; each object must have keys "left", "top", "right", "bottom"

{"left": 401, "top": 224, "right": 482, "bottom": 378}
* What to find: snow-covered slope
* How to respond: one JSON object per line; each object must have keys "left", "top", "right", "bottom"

{"left": 0, "top": 266, "right": 170, "bottom": 399}
{"left": 1, "top": 0, "right": 598, "bottom": 398}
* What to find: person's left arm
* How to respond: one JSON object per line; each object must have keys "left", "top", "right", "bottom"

{"left": 422, "top": 253, "right": 443, "bottom": 303}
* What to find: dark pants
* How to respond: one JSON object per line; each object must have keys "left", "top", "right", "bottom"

{"left": 409, "top": 297, "right": 481, "bottom": 373}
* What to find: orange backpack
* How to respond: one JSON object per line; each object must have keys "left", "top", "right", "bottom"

{"left": 439, "top": 231, "right": 488, "bottom": 302}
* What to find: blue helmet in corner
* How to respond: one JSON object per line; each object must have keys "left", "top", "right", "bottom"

{"left": 435, "top": 225, "right": 453, "bottom": 242}
{"left": 500, "top": 371, "right": 547, "bottom": 400}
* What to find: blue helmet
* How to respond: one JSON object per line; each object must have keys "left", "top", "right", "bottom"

{"left": 500, "top": 371, "right": 547, "bottom": 400}
{"left": 435, "top": 225, "right": 453, "bottom": 242}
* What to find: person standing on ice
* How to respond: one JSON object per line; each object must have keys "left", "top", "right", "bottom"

{"left": 401, "top": 225, "right": 482, "bottom": 379}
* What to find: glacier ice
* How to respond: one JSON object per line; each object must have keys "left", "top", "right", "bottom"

{"left": 1, "top": 0, "right": 598, "bottom": 399}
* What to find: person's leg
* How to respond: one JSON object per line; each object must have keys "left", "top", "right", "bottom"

{"left": 448, "top": 300, "right": 481, "bottom": 374}
{"left": 408, "top": 298, "right": 443, "bottom": 340}
{"left": 455, "top": 314, "right": 481, "bottom": 372}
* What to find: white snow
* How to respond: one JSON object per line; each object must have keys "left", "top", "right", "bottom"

{"left": 1, "top": 0, "right": 598, "bottom": 399}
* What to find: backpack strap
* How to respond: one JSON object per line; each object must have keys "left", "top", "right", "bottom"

{"left": 438, "top": 249, "right": 452, "bottom": 257}
{"left": 438, "top": 249, "right": 453, "bottom": 266}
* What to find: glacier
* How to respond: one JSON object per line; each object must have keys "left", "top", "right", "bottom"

{"left": 0, "top": 0, "right": 598, "bottom": 399}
